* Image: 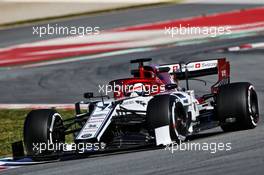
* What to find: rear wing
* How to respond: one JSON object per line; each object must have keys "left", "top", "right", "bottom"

{"left": 158, "top": 58, "right": 230, "bottom": 80}
{"left": 158, "top": 58, "right": 230, "bottom": 92}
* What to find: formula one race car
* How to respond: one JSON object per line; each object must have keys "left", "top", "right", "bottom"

{"left": 20, "top": 58, "right": 259, "bottom": 160}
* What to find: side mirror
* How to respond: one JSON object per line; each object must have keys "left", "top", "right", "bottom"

{"left": 158, "top": 67, "right": 170, "bottom": 73}
{"left": 84, "top": 92, "right": 93, "bottom": 99}
{"left": 165, "top": 84, "right": 178, "bottom": 90}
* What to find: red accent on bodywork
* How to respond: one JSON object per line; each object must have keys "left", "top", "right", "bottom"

{"left": 217, "top": 58, "right": 230, "bottom": 80}
{"left": 197, "top": 97, "right": 205, "bottom": 104}
{"left": 211, "top": 58, "right": 230, "bottom": 94}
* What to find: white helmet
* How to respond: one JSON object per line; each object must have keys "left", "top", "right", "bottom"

{"left": 130, "top": 83, "right": 146, "bottom": 97}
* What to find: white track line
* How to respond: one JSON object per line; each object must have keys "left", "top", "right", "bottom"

{"left": 22, "top": 47, "right": 156, "bottom": 68}
{"left": 227, "top": 42, "right": 264, "bottom": 51}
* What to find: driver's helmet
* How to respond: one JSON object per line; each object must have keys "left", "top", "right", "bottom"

{"left": 129, "top": 83, "right": 146, "bottom": 97}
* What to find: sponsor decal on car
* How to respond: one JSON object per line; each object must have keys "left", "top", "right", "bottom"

{"left": 81, "top": 134, "right": 93, "bottom": 138}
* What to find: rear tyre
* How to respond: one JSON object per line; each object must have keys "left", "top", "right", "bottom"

{"left": 146, "top": 95, "right": 189, "bottom": 143}
{"left": 217, "top": 82, "right": 259, "bottom": 132}
{"left": 24, "top": 109, "right": 65, "bottom": 158}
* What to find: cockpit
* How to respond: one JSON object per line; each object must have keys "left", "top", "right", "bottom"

{"left": 109, "top": 58, "right": 173, "bottom": 99}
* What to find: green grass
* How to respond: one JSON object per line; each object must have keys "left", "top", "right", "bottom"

{"left": 0, "top": 109, "right": 75, "bottom": 157}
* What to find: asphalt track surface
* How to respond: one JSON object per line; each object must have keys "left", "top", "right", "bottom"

{"left": 1, "top": 3, "right": 264, "bottom": 175}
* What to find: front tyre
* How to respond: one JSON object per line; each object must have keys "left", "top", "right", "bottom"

{"left": 24, "top": 109, "right": 65, "bottom": 158}
{"left": 217, "top": 82, "right": 259, "bottom": 132}
{"left": 146, "top": 95, "right": 189, "bottom": 143}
